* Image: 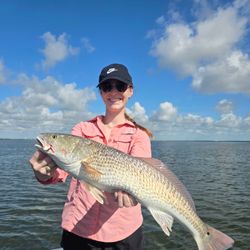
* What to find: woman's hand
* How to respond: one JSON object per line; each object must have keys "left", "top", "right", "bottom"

{"left": 114, "top": 191, "right": 138, "bottom": 208}
{"left": 29, "top": 150, "right": 57, "bottom": 182}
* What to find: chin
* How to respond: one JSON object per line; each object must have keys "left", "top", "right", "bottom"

{"left": 108, "top": 105, "right": 124, "bottom": 112}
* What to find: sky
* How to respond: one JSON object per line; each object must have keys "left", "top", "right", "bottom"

{"left": 0, "top": 0, "right": 250, "bottom": 140}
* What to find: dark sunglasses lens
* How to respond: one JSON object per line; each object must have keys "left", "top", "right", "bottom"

{"left": 100, "top": 82, "right": 129, "bottom": 92}
{"left": 100, "top": 83, "right": 112, "bottom": 92}
{"left": 116, "top": 82, "right": 128, "bottom": 92}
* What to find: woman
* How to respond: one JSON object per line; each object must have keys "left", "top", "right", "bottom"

{"left": 29, "top": 63, "right": 152, "bottom": 250}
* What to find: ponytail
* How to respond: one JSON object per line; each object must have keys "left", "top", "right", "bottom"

{"left": 125, "top": 113, "right": 153, "bottom": 138}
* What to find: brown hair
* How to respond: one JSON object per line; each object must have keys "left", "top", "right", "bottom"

{"left": 125, "top": 113, "right": 153, "bottom": 138}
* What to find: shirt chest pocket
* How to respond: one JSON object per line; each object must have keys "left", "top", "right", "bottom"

{"left": 85, "top": 135, "right": 104, "bottom": 143}
{"left": 82, "top": 129, "right": 104, "bottom": 144}
{"left": 113, "top": 133, "right": 134, "bottom": 153}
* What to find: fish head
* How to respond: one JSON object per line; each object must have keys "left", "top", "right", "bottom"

{"left": 35, "top": 133, "right": 84, "bottom": 165}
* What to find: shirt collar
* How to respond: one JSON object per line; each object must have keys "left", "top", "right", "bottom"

{"left": 89, "top": 115, "right": 136, "bottom": 128}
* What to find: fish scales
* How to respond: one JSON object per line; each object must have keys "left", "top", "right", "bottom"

{"left": 91, "top": 148, "right": 205, "bottom": 240}
{"left": 91, "top": 147, "right": 197, "bottom": 224}
{"left": 79, "top": 140, "right": 216, "bottom": 240}
{"left": 35, "top": 133, "right": 234, "bottom": 250}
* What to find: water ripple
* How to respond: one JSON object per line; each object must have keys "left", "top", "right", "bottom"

{"left": 0, "top": 140, "right": 249, "bottom": 249}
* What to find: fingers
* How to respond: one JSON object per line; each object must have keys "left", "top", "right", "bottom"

{"left": 114, "top": 191, "right": 138, "bottom": 208}
{"left": 29, "top": 150, "right": 57, "bottom": 181}
{"left": 34, "top": 150, "right": 47, "bottom": 162}
{"left": 38, "top": 164, "right": 56, "bottom": 176}
{"left": 30, "top": 151, "right": 55, "bottom": 169}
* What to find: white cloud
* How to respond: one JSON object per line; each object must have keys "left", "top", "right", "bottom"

{"left": 125, "top": 100, "right": 250, "bottom": 140}
{"left": 191, "top": 0, "right": 214, "bottom": 20}
{"left": 0, "top": 83, "right": 249, "bottom": 139}
{"left": 216, "top": 99, "right": 234, "bottom": 114}
{"left": 177, "top": 113, "right": 213, "bottom": 127}
{"left": 127, "top": 102, "right": 149, "bottom": 124}
{"left": 40, "top": 32, "right": 79, "bottom": 70}
{"left": 156, "top": 16, "right": 165, "bottom": 25}
{"left": 0, "top": 59, "right": 7, "bottom": 84}
{"left": 216, "top": 112, "right": 242, "bottom": 128}
{"left": 150, "top": 2, "right": 250, "bottom": 94}
{"left": 243, "top": 116, "right": 250, "bottom": 126}
{"left": 152, "top": 102, "right": 177, "bottom": 121}
{"left": 81, "top": 38, "right": 95, "bottom": 53}
{"left": 0, "top": 74, "right": 96, "bottom": 138}
{"left": 193, "top": 50, "right": 250, "bottom": 93}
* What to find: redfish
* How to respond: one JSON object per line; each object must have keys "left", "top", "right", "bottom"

{"left": 35, "top": 133, "right": 234, "bottom": 250}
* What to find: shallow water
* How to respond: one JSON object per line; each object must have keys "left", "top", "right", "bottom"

{"left": 0, "top": 140, "right": 249, "bottom": 249}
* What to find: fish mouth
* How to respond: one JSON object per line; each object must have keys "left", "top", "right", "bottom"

{"left": 35, "top": 136, "right": 50, "bottom": 152}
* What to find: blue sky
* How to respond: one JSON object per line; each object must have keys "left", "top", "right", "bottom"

{"left": 0, "top": 0, "right": 250, "bottom": 140}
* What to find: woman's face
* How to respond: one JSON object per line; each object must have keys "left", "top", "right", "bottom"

{"left": 99, "top": 79, "right": 133, "bottom": 113}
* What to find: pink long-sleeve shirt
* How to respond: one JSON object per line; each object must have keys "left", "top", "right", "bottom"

{"left": 42, "top": 116, "right": 152, "bottom": 242}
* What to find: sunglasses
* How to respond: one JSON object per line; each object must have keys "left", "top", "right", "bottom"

{"left": 99, "top": 81, "right": 131, "bottom": 93}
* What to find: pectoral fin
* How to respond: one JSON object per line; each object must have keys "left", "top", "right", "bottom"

{"left": 85, "top": 183, "right": 107, "bottom": 204}
{"left": 148, "top": 207, "right": 174, "bottom": 236}
{"left": 81, "top": 160, "right": 102, "bottom": 180}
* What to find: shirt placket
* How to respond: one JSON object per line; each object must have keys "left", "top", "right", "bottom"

{"left": 107, "top": 129, "right": 117, "bottom": 147}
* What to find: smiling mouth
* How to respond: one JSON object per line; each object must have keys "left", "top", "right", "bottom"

{"left": 109, "top": 98, "right": 122, "bottom": 102}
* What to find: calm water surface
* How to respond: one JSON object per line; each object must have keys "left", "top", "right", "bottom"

{"left": 0, "top": 140, "right": 249, "bottom": 249}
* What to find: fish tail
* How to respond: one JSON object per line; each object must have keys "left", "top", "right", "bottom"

{"left": 196, "top": 224, "right": 234, "bottom": 250}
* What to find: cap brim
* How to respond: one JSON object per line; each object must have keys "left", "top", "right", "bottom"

{"left": 96, "top": 76, "right": 132, "bottom": 87}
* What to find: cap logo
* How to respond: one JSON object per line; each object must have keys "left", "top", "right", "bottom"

{"left": 106, "top": 68, "right": 118, "bottom": 74}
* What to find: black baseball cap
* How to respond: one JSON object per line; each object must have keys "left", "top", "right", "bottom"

{"left": 97, "top": 63, "right": 133, "bottom": 87}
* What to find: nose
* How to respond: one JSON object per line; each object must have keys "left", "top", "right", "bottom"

{"left": 109, "top": 85, "right": 119, "bottom": 93}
